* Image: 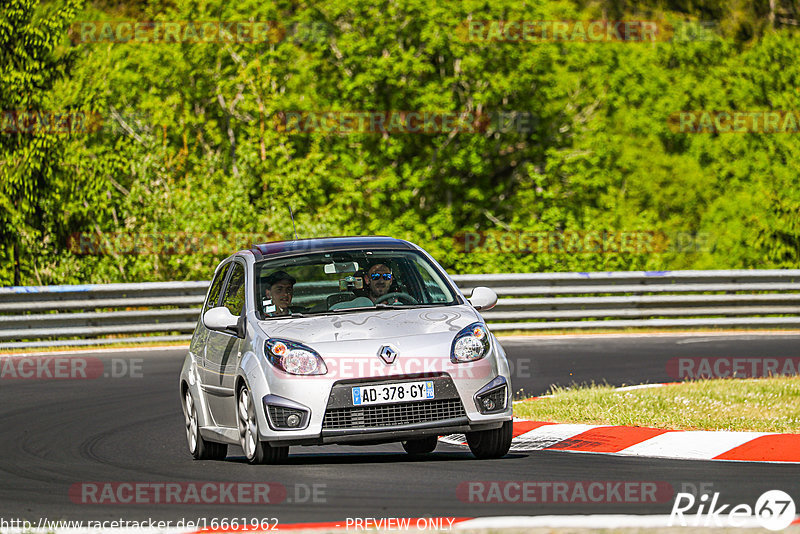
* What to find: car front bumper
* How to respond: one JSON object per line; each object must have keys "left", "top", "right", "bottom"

{"left": 253, "top": 371, "right": 512, "bottom": 445}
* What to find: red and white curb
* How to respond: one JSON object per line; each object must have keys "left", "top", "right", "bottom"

{"left": 440, "top": 419, "right": 800, "bottom": 463}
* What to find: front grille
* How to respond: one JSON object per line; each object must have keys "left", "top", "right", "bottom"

{"left": 268, "top": 405, "right": 304, "bottom": 428}
{"left": 477, "top": 385, "right": 507, "bottom": 413}
{"left": 322, "top": 399, "right": 466, "bottom": 430}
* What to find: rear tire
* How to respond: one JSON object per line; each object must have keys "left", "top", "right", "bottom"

{"left": 183, "top": 389, "right": 227, "bottom": 460}
{"left": 237, "top": 384, "right": 289, "bottom": 465}
{"left": 402, "top": 436, "right": 438, "bottom": 455}
{"left": 466, "top": 420, "right": 512, "bottom": 459}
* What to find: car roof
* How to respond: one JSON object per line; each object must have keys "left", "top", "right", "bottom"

{"left": 248, "top": 236, "right": 417, "bottom": 261}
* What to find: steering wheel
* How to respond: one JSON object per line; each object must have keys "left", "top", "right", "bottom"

{"left": 375, "top": 292, "right": 419, "bottom": 305}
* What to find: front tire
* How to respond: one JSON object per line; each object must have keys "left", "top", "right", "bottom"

{"left": 183, "top": 389, "right": 227, "bottom": 460}
{"left": 237, "top": 384, "right": 288, "bottom": 465}
{"left": 466, "top": 420, "right": 513, "bottom": 459}
{"left": 402, "top": 436, "right": 438, "bottom": 455}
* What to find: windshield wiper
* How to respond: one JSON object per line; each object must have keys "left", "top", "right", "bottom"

{"left": 324, "top": 303, "right": 395, "bottom": 314}
{"left": 265, "top": 312, "right": 306, "bottom": 320}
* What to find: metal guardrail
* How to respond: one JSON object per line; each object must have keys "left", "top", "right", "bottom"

{"left": 0, "top": 282, "right": 208, "bottom": 349}
{"left": 1, "top": 270, "right": 799, "bottom": 348}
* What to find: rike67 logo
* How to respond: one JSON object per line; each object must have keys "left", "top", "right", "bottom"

{"left": 670, "top": 490, "right": 796, "bottom": 530}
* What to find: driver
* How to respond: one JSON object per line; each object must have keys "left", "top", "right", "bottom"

{"left": 364, "top": 263, "right": 399, "bottom": 304}
{"left": 263, "top": 270, "right": 296, "bottom": 316}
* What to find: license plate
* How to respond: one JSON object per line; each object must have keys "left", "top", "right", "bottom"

{"left": 352, "top": 380, "right": 435, "bottom": 406}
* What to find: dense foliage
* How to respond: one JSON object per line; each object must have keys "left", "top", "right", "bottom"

{"left": 1, "top": 0, "right": 798, "bottom": 285}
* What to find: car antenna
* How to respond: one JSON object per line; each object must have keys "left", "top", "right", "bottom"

{"left": 288, "top": 206, "right": 300, "bottom": 240}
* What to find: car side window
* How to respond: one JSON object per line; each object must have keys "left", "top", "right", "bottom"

{"left": 204, "top": 263, "right": 229, "bottom": 311}
{"left": 221, "top": 263, "right": 246, "bottom": 317}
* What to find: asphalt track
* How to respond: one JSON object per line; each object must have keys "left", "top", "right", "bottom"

{"left": 0, "top": 333, "right": 799, "bottom": 525}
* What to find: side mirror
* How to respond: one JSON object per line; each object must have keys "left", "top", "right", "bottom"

{"left": 203, "top": 306, "right": 244, "bottom": 338}
{"left": 468, "top": 287, "right": 498, "bottom": 311}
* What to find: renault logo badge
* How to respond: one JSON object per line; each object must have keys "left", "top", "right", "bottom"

{"left": 378, "top": 345, "right": 398, "bottom": 365}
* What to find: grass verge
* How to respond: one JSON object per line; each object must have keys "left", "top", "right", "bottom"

{"left": 513, "top": 377, "right": 800, "bottom": 433}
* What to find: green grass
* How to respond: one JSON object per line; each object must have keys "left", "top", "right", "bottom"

{"left": 514, "top": 377, "right": 800, "bottom": 433}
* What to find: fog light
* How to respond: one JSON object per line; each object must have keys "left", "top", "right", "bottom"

{"left": 474, "top": 379, "right": 508, "bottom": 414}
{"left": 286, "top": 414, "right": 301, "bottom": 428}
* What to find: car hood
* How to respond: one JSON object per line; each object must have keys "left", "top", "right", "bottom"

{"left": 258, "top": 305, "right": 481, "bottom": 344}
{"left": 257, "top": 305, "right": 494, "bottom": 380}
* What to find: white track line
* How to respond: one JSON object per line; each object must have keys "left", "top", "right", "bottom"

{"left": 612, "top": 383, "right": 672, "bottom": 392}
{"left": 499, "top": 330, "right": 800, "bottom": 341}
{"left": 0, "top": 345, "right": 189, "bottom": 357}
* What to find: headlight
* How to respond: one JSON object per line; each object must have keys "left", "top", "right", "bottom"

{"left": 265, "top": 339, "right": 327, "bottom": 375}
{"left": 451, "top": 323, "right": 491, "bottom": 363}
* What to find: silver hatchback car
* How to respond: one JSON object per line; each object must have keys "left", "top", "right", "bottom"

{"left": 179, "top": 236, "right": 513, "bottom": 464}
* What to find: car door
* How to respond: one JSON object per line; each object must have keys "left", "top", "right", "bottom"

{"left": 194, "top": 261, "right": 230, "bottom": 385}
{"left": 203, "top": 260, "right": 246, "bottom": 428}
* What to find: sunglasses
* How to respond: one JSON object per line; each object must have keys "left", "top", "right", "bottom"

{"left": 370, "top": 273, "right": 393, "bottom": 281}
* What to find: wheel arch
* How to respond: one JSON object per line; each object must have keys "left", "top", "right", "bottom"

{"left": 235, "top": 374, "right": 247, "bottom": 395}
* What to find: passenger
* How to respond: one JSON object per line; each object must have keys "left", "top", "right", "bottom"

{"left": 263, "top": 270, "right": 296, "bottom": 316}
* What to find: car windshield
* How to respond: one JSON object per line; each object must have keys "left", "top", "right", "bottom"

{"left": 255, "top": 249, "right": 460, "bottom": 319}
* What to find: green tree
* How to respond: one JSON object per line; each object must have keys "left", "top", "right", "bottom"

{"left": 0, "top": 0, "right": 83, "bottom": 285}
{"left": 3, "top": 0, "right": 798, "bottom": 284}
